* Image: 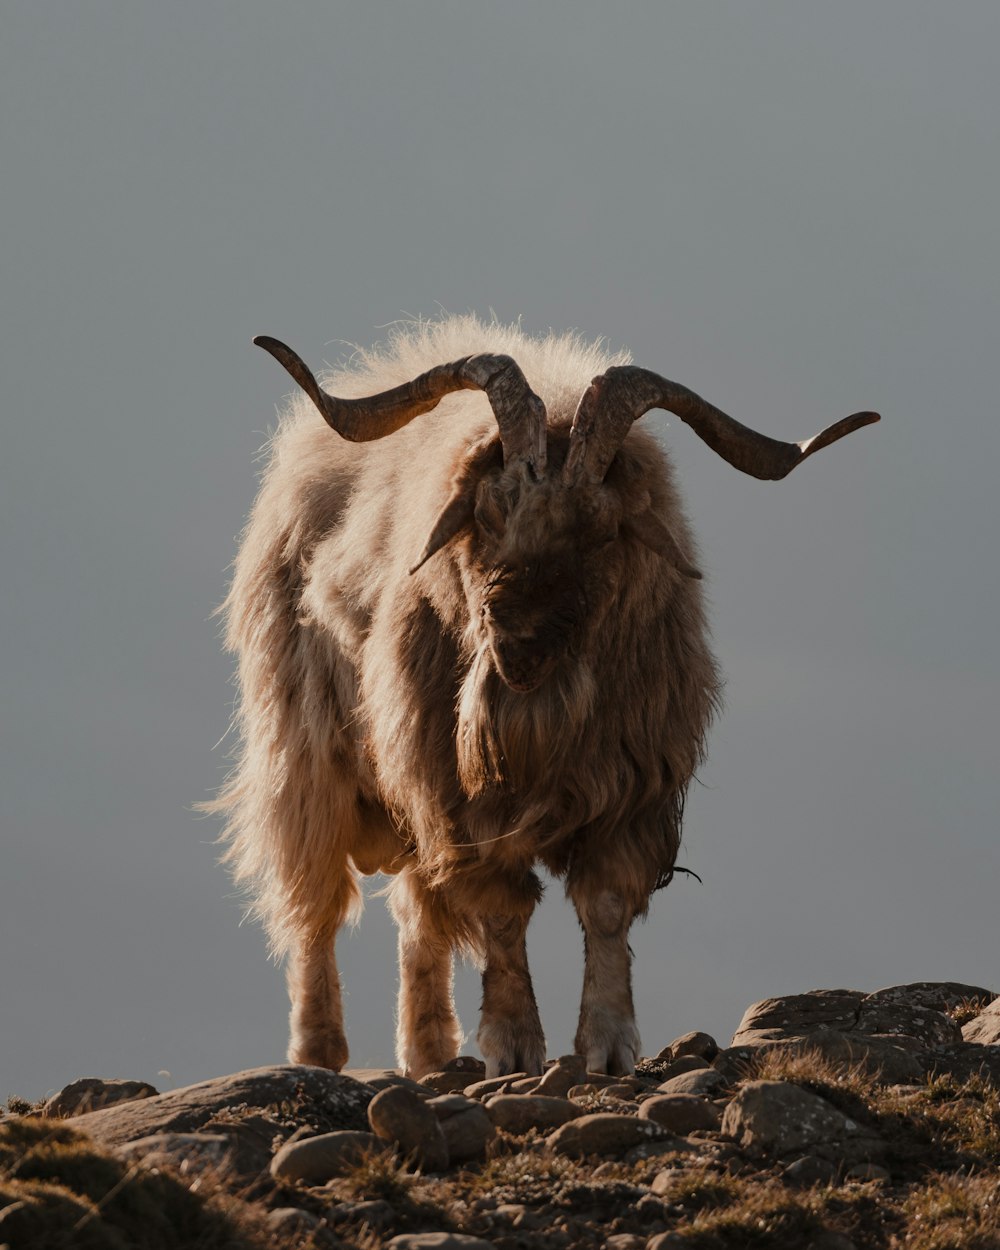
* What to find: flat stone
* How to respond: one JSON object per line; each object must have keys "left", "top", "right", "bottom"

{"left": 546, "top": 1112, "right": 668, "bottom": 1158}
{"left": 270, "top": 1130, "right": 387, "bottom": 1182}
{"left": 507, "top": 1075, "right": 543, "bottom": 1093}
{"left": 656, "top": 1069, "right": 725, "bottom": 1096}
{"left": 368, "top": 1085, "right": 449, "bottom": 1171}
{"left": 386, "top": 1235, "right": 494, "bottom": 1250}
{"left": 963, "top": 998, "right": 1000, "bottom": 1045}
{"left": 639, "top": 1094, "right": 722, "bottom": 1134}
{"left": 535, "top": 1054, "right": 587, "bottom": 1097}
{"left": 485, "top": 1094, "right": 581, "bottom": 1134}
{"left": 43, "top": 1077, "right": 158, "bottom": 1119}
{"left": 731, "top": 991, "right": 865, "bottom": 1046}
{"left": 70, "top": 1065, "right": 374, "bottom": 1147}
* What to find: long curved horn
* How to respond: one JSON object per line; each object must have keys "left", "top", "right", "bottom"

{"left": 563, "top": 365, "right": 879, "bottom": 485}
{"left": 253, "top": 336, "right": 547, "bottom": 474}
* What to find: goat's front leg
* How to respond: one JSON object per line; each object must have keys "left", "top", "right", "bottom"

{"left": 478, "top": 907, "right": 546, "bottom": 1078}
{"left": 569, "top": 886, "right": 641, "bottom": 1075}
{"left": 389, "top": 870, "right": 462, "bottom": 1078}
{"left": 287, "top": 928, "right": 349, "bottom": 1071}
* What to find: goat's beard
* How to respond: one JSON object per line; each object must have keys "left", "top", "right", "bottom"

{"left": 455, "top": 641, "right": 596, "bottom": 800}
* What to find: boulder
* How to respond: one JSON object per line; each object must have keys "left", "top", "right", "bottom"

{"left": 271, "top": 1130, "right": 387, "bottom": 1182}
{"left": 962, "top": 997, "right": 1000, "bottom": 1045}
{"left": 70, "top": 1065, "right": 374, "bottom": 1148}
{"left": 426, "top": 1095, "right": 494, "bottom": 1163}
{"left": 117, "top": 1131, "right": 243, "bottom": 1175}
{"left": 731, "top": 991, "right": 865, "bottom": 1046}
{"left": 656, "top": 1069, "right": 725, "bottom": 1096}
{"left": 722, "top": 1080, "right": 883, "bottom": 1163}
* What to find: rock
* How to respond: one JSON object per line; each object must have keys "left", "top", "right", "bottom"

{"left": 267, "top": 1207, "right": 323, "bottom": 1235}
{"left": 962, "top": 997, "right": 1000, "bottom": 1045}
{"left": 327, "top": 1198, "right": 396, "bottom": 1228}
{"left": 43, "top": 1077, "right": 158, "bottom": 1119}
{"left": 782, "top": 1154, "right": 839, "bottom": 1186}
{"left": 854, "top": 1001, "right": 962, "bottom": 1049}
{"left": 441, "top": 1055, "right": 487, "bottom": 1077}
{"left": 270, "top": 1130, "right": 387, "bottom": 1182}
{"left": 788, "top": 1029, "right": 924, "bottom": 1085}
{"left": 507, "top": 1075, "right": 543, "bottom": 1093}
{"left": 926, "top": 1044, "right": 1000, "bottom": 1084}
{"left": 623, "top": 1137, "right": 700, "bottom": 1164}
{"left": 722, "top": 1081, "right": 883, "bottom": 1163}
{"left": 605, "top": 1235, "right": 646, "bottom": 1249}
{"left": 731, "top": 991, "right": 865, "bottom": 1046}
{"left": 658, "top": 1031, "right": 719, "bottom": 1063}
{"left": 638, "top": 1094, "right": 722, "bottom": 1134}
{"left": 658, "top": 1054, "right": 711, "bottom": 1079}
{"left": 117, "top": 1131, "right": 241, "bottom": 1176}
{"left": 864, "top": 982, "right": 996, "bottom": 1016}
{"left": 647, "top": 1236, "right": 689, "bottom": 1250}
{"left": 535, "top": 1054, "right": 587, "bottom": 1096}
{"left": 656, "top": 1068, "right": 725, "bottom": 1096}
{"left": 368, "top": 1084, "right": 449, "bottom": 1171}
{"left": 419, "top": 1071, "right": 481, "bottom": 1094}
{"left": 599, "top": 1083, "right": 640, "bottom": 1102}
{"left": 69, "top": 1065, "right": 374, "bottom": 1148}
{"left": 426, "top": 1096, "right": 494, "bottom": 1163}
{"left": 844, "top": 1162, "right": 891, "bottom": 1183}
{"left": 463, "top": 1073, "right": 528, "bottom": 1099}
{"left": 386, "top": 1235, "right": 494, "bottom": 1250}
{"left": 362, "top": 1074, "right": 434, "bottom": 1098}
{"left": 546, "top": 1112, "right": 668, "bottom": 1158}
{"left": 485, "top": 1094, "right": 581, "bottom": 1134}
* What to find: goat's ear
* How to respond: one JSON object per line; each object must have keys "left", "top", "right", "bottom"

{"left": 625, "top": 511, "right": 702, "bottom": 580}
{"left": 409, "top": 487, "right": 477, "bottom": 574}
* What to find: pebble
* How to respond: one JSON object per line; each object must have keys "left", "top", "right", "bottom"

{"left": 485, "top": 1094, "right": 581, "bottom": 1134}
{"left": 535, "top": 1054, "right": 588, "bottom": 1097}
{"left": 463, "top": 1073, "right": 527, "bottom": 1099}
{"left": 435, "top": 1101, "right": 494, "bottom": 1163}
{"left": 419, "top": 1071, "right": 480, "bottom": 1094}
{"left": 666, "top": 1030, "right": 720, "bottom": 1062}
{"left": 270, "top": 1130, "right": 387, "bottom": 1183}
{"left": 368, "top": 1085, "right": 449, "bottom": 1171}
{"left": 638, "top": 1093, "right": 722, "bottom": 1135}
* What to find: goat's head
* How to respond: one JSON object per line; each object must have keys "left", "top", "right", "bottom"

{"left": 254, "top": 336, "right": 879, "bottom": 695}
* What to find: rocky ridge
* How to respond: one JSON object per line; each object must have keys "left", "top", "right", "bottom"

{"left": 3, "top": 981, "right": 1000, "bottom": 1249}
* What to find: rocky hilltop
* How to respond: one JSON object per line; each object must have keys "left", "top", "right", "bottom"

{"left": 4, "top": 982, "right": 1000, "bottom": 1249}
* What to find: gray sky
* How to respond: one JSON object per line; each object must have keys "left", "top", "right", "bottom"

{"left": 2, "top": 3, "right": 997, "bottom": 1101}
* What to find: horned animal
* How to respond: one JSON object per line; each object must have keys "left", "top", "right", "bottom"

{"left": 214, "top": 317, "right": 877, "bottom": 1078}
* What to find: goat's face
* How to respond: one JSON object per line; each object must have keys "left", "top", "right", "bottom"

{"left": 468, "top": 466, "right": 624, "bottom": 693}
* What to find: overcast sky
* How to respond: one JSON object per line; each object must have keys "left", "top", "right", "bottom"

{"left": 2, "top": 3, "right": 998, "bottom": 1102}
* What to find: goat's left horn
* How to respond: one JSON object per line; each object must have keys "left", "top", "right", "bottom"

{"left": 563, "top": 364, "right": 879, "bottom": 485}
{"left": 253, "top": 336, "right": 547, "bottom": 474}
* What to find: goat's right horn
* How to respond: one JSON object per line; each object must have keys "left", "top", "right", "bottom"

{"left": 253, "top": 336, "right": 547, "bottom": 475}
{"left": 563, "top": 364, "right": 879, "bottom": 485}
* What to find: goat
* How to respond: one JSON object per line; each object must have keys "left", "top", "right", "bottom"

{"left": 213, "top": 316, "right": 877, "bottom": 1078}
